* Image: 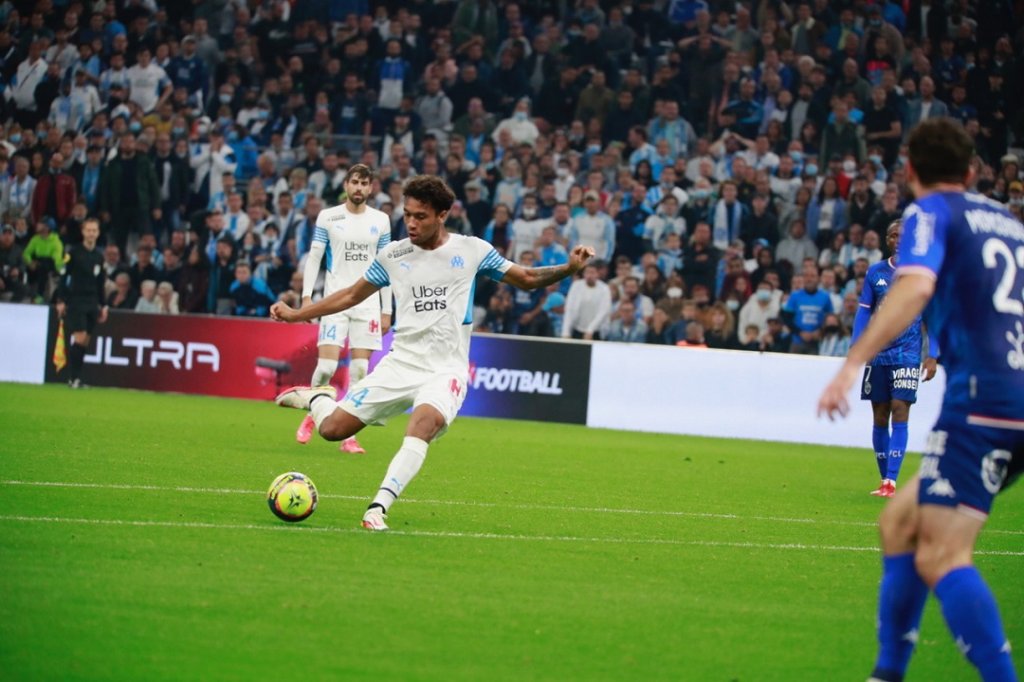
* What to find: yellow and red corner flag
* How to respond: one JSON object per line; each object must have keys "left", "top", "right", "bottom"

{"left": 52, "top": 319, "right": 67, "bottom": 373}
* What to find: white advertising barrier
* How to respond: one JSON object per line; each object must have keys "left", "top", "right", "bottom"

{"left": 0, "top": 302, "right": 49, "bottom": 384}
{"left": 587, "top": 342, "right": 946, "bottom": 451}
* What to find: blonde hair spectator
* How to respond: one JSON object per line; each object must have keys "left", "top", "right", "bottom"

{"left": 135, "top": 280, "right": 161, "bottom": 313}
{"left": 156, "top": 281, "right": 179, "bottom": 314}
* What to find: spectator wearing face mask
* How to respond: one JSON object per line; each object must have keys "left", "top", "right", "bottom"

{"left": 817, "top": 313, "right": 851, "bottom": 357}
{"left": 491, "top": 98, "right": 539, "bottom": 147}
{"left": 507, "top": 194, "right": 549, "bottom": 263}
{"left": 738, "top": 280, "right": 782, "bottom": 339}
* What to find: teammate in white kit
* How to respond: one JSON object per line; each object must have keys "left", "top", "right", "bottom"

{"left": 271, "top": 176, "right": 594, "bottom": 530}
{"left": 295, "top": 164, "right": 393, "bottom": 453}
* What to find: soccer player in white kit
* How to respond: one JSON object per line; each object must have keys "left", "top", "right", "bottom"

{"left": 271, "top": 176, "right": 594, "bottom": 530}
{"left": 295, "top": 164, "right": 393, "bottom": 453}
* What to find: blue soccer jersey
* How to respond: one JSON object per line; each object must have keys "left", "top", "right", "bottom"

{"left": 859, "top": 258, "right": 924, "bottom": 366}
{"left": 898, "top": 192, "right": 1024, "bottom": 418}
{"left": 783, "top": 287, "right": 833, "bottom": 332}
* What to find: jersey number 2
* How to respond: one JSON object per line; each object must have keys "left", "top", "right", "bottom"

{"left": 982, "top": 238, "right": 1024, "bottom": 316}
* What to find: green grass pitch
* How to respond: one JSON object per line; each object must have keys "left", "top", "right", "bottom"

{"left": 0, "top": 383, "right": 1019, "bottom": 681}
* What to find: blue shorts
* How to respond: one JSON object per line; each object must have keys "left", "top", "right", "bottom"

{"left": 861, "top": 363, "right": 920, "bottom": 404}
{"left": 917, "top": 411, "right": 1024, "bottom": 518}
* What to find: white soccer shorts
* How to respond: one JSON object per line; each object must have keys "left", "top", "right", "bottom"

{"left": 336, "top": 355, "right": 467, "bottom": 438}
{"left": 317, "top": 312, "right": 383, "bottom": 350}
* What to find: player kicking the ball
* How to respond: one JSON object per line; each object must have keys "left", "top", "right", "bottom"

{"left": 295, "top": 163, "right": 392, "bottom": 453}
{"left": 819, "top": 119, "right": 1021, "bottom": 682}
{"left": 851, "top": 220, "right": 939, "bottom": 497}
{"left": 271, "top": 175, "right": 593, "bottom": 531}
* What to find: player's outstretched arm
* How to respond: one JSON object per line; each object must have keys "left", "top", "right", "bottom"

{"left": 818, "top": 272, "right": 935, "bottom": 419}
{"left": 271, "top": 278, "right": 380, "bottom": 323}
{"left": 502, "top": 245, "right": 595, "bottom": 290}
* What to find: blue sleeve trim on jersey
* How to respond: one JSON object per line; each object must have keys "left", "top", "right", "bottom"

{"left": 364, "top": 260, "right": 390, "bottom": 287}
{"left": 377, "top": 233, "right": 391, "bottom": 250}
{"left": 480, "top": 268, "right": 507, "bottom": 282}
{"left": 478, "top": 248, "right": 511, "bottom": 273}
{"left": 313, "top": 227, "right": 328, "bottom": 244}
{"left": 463, "top": 277, "right": 477, "bottom": 324}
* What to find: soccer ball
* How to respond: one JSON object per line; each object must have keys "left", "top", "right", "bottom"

{"left": 267, "top": 472, "right": 318, "bottom": 522}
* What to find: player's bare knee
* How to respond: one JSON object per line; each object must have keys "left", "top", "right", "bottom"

{"left": 879, "top": 503, "right": 916, "bottom": 552}
{"left": 890, "top": 400, "right": 911, "bottom": 422}
{"left": 318, "top": 416, "right": 350, "bottom": 441}
{"left": 872, "top": 402, "right": 891, "bottom": 427}
{"left": 407, "top": 409, "right": 444, "bottom": 442}
{"left": 913, "top": 541, "right": 956, "bottom": 586}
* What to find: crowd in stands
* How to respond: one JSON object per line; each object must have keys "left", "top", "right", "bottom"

{"left": 0, "top": 0, "right": 1021, "bottom": 354}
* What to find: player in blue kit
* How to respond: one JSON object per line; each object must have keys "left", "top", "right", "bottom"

{"left": 820, "top": 119, "right": 1022, "bottom": 682}
{"left": 852, "top": 220, "right": 940, "bottom": 498}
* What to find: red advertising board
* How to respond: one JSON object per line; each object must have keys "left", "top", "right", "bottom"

{"left": 45, "top": 311, "right": 333, "bottom": 400}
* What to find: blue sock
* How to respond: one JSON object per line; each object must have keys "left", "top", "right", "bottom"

{"left": 935, "top": 566, "right": 1017, "bottom": 682}
{"left": 873, "top": 425, "right": 891, "bottom": 479}
{"left": 872, "top": 553, "right": 929, "bottom": 682}
{"left": 886, "top": 422, "right": 908, "bottom": 481}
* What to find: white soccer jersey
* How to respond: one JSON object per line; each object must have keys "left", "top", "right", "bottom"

{"left": 305, "top": 203, "right": 392, "bottom": 317}
{"left": 364, "top": 235, "right": 513, "bottom": 373}
{"left": 125, "top": 63, "right": 169, "bottom": 113}
{"left": 508, "top": 217, "right": 550, "bottom": 263}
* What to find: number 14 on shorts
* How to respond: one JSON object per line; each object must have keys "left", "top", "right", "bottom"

{"left": 345, "top": 388, "right": 369, "bottom": 407}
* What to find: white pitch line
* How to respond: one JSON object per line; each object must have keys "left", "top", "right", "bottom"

{"left": 0, "top": 514, "right": 1021, "bottom": 556}
{"left": 3, "top": 479, "right": 1023, "bottom": 538}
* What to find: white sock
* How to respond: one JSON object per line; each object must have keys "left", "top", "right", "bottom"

{"left": 310, "top": 394, "right": 337, "bottom": 430}
{"left": 311, "top": 358, "right": 337, "bottom": 387}
{"left": 371, "top": 437, "right": 429, "bottom": 512}
{"left": 349, "top": 357, "right": 369, "bottom": 386}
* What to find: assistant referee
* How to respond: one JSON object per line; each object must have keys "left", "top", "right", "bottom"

{"left": 56, "top": 218, "right": 107, "bottom": 388}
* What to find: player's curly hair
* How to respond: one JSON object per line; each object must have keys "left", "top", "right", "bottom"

{"left": 907, "top": 119, "right": 973, "bottom": 186}
{"left": 403, "top": 175, "right": 455, "bottom": 214}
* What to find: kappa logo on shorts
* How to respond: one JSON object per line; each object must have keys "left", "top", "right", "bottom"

{"left": 449, "top": 378, "right": 462, "bottom": 396}
{"left": 981, "top": 449, "right": 1012, "bottom": 494}
{"left": 450, "top": 255, "right": 465, "bottom": 269}
{"left": 926, "top": 477, "right": 956, "bottom": 498}
{"left": 369, "top": 319, "right": 379, "bottom": 334}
